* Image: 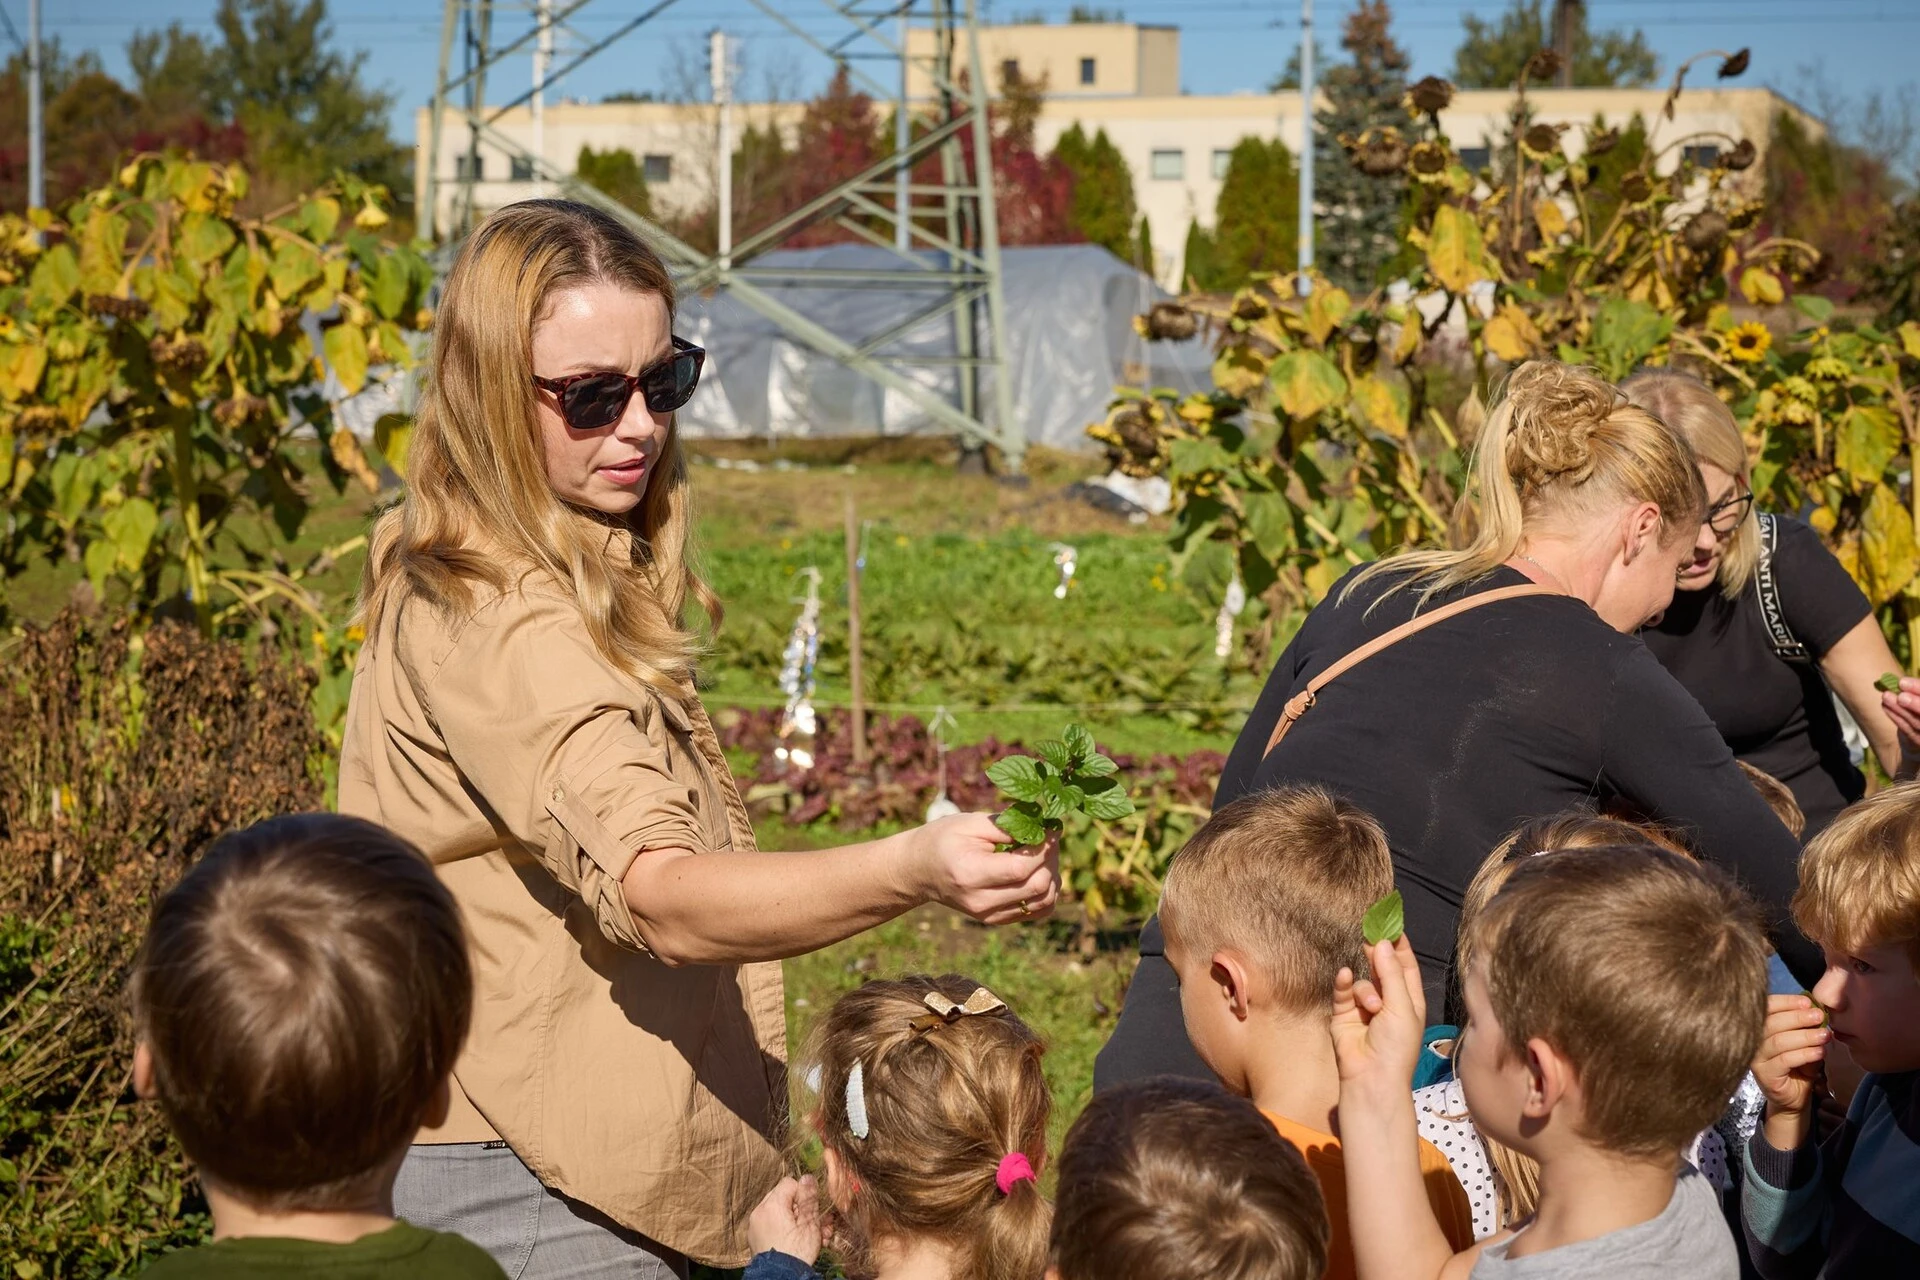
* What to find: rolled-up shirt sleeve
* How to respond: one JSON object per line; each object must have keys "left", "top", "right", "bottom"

{"left": 426, "top": 589, "right": 702, "bottom": 952}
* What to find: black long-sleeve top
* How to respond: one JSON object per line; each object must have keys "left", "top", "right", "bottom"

{"left": 1095, "top": 564, "right": 1819, "bottom": 1091}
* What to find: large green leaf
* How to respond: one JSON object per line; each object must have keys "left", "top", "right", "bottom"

{"left": 1269, "top": 350, "right": 1348, "bottom": 420}
{"left": 1241, "top": 487, "right": 1295, "bottom": 560}
{"left": 1168, "top": 436, "right": 1236, "bottom": 481}
{"left": 1426, "top": 206, "right": 1490, "bottom": 293}
{"left": 1589, "top": 298, "right": 1674, "bottom": 380}
{"left": 269, "top": 239, "right": 323, "bottom": 301}
{"left": 48, "top": 453, "right": 97, "bottom": 524}
{"left": 369, "top": 253, "right": 411, "bottom": 320}
{"left": 102, "top": 498, "right": 159, "bottom": 570}
{"left": 1080, "top": 776, "right": 1135, "bottom": 821}
{"left": 324, "top": 324, "right": 371, "bottom": 396}
{"left": 28, "top": 244, "right": 81, "bottom": 311}
{"left": 178, "top": 212, "right": 237, "bottom": 268}
{"left": 986, "top": 755, "right": 1048, "bottom": 803}
{"left": 1350, "top": 371, "right": 1410, "bottom": 438}
{"left": 1835, "top": 404, "right": 1901, "bottom": 487}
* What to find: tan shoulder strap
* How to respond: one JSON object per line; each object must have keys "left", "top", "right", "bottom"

{"left": 1263, "top": 583, "right": 1559, "bottom": 758}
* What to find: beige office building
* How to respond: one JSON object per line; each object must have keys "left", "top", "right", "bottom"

{"left": 416, "top": 21, "right": 1817, "bottom": 290}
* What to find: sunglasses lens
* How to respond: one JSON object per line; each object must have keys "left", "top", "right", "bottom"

{"left": 642, "top": 352, "right": 702, "bottom": 413}
{"left": 562, "top": 374, "right": 634, "bottom": 431}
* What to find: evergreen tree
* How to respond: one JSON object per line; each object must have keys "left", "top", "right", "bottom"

{"left": 1452, "top": 0, "right": 1658, "bottom": 89}
{"left": 1315, "top": 1, "right": 1413, "bottom": 292}
{"left": 1135, "top": 215, "right": 1154, "bottom": 276}
{"left": 576, "top": 146, "right": 652, "bottom": 218}
{"left": 1185, "top": 136, "right": 1298, "bottom": 291}
{"left": 1052, "top": 123, "right": 1140, "bottom": 260}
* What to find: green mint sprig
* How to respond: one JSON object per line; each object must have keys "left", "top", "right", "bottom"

{"left": 1362, "top": 891, "right": 1405, "bottom": 946}
{"left": 1877, "top": 672, "right": 1905, "bottom": 693}
{"left": 986, "top": 723, "right": 1135, "bottom": 847}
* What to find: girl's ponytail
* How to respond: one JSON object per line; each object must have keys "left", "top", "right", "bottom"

{"left": 975, "top": 1148, "right": 1050, "bottom": 1280}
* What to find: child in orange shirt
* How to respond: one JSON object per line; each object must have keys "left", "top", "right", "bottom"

{"left": 1158, "top": 786, "right": 1475, "bottom": 1279}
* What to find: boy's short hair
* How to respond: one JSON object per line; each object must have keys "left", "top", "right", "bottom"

{"left": 129, "top": 813, "right": 470, "bottom": 1211}
{"left": 1468, "top": 844, "right": 1767, "bottom": 1158}
{"left": 1739, "top": 762, "right": 1806, "bottom": 840}
{"left": 1052, "top": 1076, "right": 1327, "bottom": 1280}
{"left": 1794, "top": 782, "right": 1920, "bottom": 963}
{"left": 1158, "top": 786, "right": 1392, "bottom": 1011}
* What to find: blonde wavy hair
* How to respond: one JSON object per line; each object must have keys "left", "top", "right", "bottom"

{"left": 1621, "top": 368, "right": 1760, "bottom": 597}
{"left": 1346, "top": 361, "right": 1705, "bottom": 610}
{"left": 801, "top": 974, "right": 1052, "bottom": 1280}
{"left": 359, "top": 200, "right": 717, "bottom": 693}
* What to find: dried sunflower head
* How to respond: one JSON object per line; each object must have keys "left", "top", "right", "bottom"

{"left": 1585, "top": 126, "right": 1620, "bottom": 157}
{"left": 1347, "top": 127, "right": 1409, "bottom": 177}
{"left": 1144, "top": 301, "right": 1198, "bottom": 342}
{"left": 1619, "top": 170, "right": 1656, "bottom": 206}
{"left": 1721, "top": 139, "right": 1757, "bottom": 172}
{"left": 1407, "top": 76, "right": 1454, "bottom": 115}
{"left": 1408, "top": 141, "right": 1451, "bottom": 181}
{"left": 1781, "top": 375, "right": 1817, "bottom": 402}
{"left": 1719, "top": 48, "right": 1751, "bottom": 79}
{"left": 1726, "top": 321, "right": 1772, "bottom": 363}
{"left": 1521, "top": 123, "right": 1565, "bottom": 160}
{"left": 1806, "top": 356, "right": 1850, "bottom": 382}
{"left": 1682, "top": 210, "right": 1730, "bottom": 254}
{"left": 1525, "top": 49, "right": 1564, "bottom": 83}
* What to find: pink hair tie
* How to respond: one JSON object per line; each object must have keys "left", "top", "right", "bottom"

{"left": 995, "top": 1151, "right": 1036, "bottom": 1195}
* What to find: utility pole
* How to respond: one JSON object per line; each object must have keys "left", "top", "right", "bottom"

{"left": 26, "top": 0, "right": 43, "bottom": 213}
{"left": 1551, "top": 0, "right": 1580, "bottom": 88}
{"left": 1296, "top": 0, "right": 1314, "bottom": 295}
{"left": 896, "top": 4, "right": 911, "bottom": 252}
{"left": 532, "top": 0, "right": 552, "bottom": 197}
{"left": 711, "top": 29, "right": 733, "bottom": 269}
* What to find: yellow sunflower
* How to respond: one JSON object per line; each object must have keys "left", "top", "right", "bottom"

{"left": 1726, "top": 321, "right": 1772, "bottom": 363}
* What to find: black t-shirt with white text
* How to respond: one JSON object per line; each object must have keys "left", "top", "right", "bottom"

{"left": 1641, "top": 516, "right": 1872, "bottom": 837}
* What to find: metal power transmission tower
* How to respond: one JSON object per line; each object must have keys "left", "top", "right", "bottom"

{"left": 425, "top": 0, "right": 1021, "bottom": 466}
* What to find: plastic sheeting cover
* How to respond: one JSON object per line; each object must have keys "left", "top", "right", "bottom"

{"left": 673, "top": 243, "right": 1214, "bottom": 448}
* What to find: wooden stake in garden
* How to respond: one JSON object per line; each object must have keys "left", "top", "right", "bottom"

{"left": 845, "top": 491, "right": 869, "bottom": 766}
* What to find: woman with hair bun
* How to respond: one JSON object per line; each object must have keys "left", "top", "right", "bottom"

{"left": 1098, "top": 361, "right": 1816, "bottom": 1085}
{"left": 339, "top": 201, "right": 1059, "bottom": 1277}
{"left": 1623, "top": 369, "right": 1920, "bottom": 837}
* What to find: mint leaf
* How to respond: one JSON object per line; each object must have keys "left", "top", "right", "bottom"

{"left": 1063, "top": 723, "right": 1096, "bottom": 766}
{"left": 1362, "top": 891, "right": 1405, "bottom": 946}
{"left": 1081, "top": 777, "right": 1136, "bottom": 821}
{"left": 1877, "top": 672, "right": 1904, "bottom": 693}
{"left": 1034, "top": 738, "right": 1073, "bottom": 771}
{"left": 995, "top": 803, "right": 1049, "bottom": 847}
{"left": 1039, "top": 777, "right": 1073, "bottom": 821}
{"left": 986, "top": 755, "right": 1048, "bottom": 803}
{"left": 1077, "top": 752, "right": 1119, "bottom": 778}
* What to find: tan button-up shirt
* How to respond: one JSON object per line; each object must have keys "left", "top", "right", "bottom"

{"left": 337, "top": 553, "right": 786, "bottom": 1266}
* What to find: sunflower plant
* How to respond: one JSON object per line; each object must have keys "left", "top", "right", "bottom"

{"left": 1094, "top": 44, "right": 1920, "bottom": 665}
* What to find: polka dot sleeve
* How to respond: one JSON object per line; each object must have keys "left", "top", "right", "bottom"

{"left": 1413, "top": 1080, "right": 1501, "bottom": 1240}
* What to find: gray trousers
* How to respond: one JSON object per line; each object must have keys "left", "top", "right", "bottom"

{"left": 394, "top": 1142, "right": 689, "bottom": 1280}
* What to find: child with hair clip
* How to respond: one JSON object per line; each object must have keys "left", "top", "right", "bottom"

{"left": 746, "top": 974, "right": 1052, "bottom": 1280}
{"left": 1412, "top": 813, "right": 1730, "bottom": 1239}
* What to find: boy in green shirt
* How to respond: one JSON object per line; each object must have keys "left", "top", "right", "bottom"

{"left": 131, "top": 813, "right": 503, "bottom": 1278}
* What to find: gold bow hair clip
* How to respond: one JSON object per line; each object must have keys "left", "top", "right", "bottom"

{"left": 908, "top": 986, "right": 1007, "bottom": 1033}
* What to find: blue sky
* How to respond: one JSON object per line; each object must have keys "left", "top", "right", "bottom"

{"left": 37, "top": 1, "right": 1920, "bottom": 150}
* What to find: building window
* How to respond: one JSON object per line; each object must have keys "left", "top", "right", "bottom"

{"left": 454, "top": 153, "right": 485, "bottom": 181}
{"left": 1458, "top": 146, "right": 1491, "bottom": 171}
{"left": 1683, "top": 143, "right": 1721, "bottom": 168}
{"left": 1001, "top": 58, "right": 1020, "bottom": 85}
{"left": 1150, "top": 149, "right": 1184, "bottom": 181}
{"left": 643, "top": 153, "right": 673, "bottom": 184}
{"left": 509, "top": 156, "right": 535, "bottom": 182}
{"left": 1212, "top": 148, "right": 1232, "bottom": 179}
{"left": 1080, "top": 57, "right": 1096, "bottom": 85}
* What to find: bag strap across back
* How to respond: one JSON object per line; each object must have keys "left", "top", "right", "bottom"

{"left": 1262, "top": 583, "right": 1560, "bottom": 758}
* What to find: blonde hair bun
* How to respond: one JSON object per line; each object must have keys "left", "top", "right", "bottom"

{"left": 1499, "top": 362, "right": 1622, "bottom": 494}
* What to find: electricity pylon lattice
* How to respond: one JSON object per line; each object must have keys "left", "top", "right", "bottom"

{"left": 427, "top": 0, "right": 1020, "bottom": 465}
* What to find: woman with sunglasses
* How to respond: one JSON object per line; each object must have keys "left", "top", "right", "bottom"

{"left": 1625, "top": 370, "right": 1920, "bottom": 837}
{"left": 336, "top": 201, "right": 1059, "bottom": 1279}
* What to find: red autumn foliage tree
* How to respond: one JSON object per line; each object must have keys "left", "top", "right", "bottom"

{"left": 786, "top": 66, "right": 884, "bottom": 247}
{"left": 989, "top": 66, "right": 1076, "bottom": 246}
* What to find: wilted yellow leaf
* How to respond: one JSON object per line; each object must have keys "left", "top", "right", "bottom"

{"left": 1483, "top": 304, "right": 1543, "bottom": 363}
{"left": 324, "top": 323, "right": 371, "bottom": 396}
{"left": 1533, "top": 199, "right": 1570, "bottom": 241}
{"left": 1351, "top": 372, "right": 1411, "bottom": 437}
{"left": 1900, "top": 321, "right": 1920, "bottom": 361}
{"left": 354, "top": 200, "right": 391, "bottom": 230}
{"left": 1860, "top": 484, "right": 1920, "bottom": 604}
{"left": 1305, "top": 286, "right": 1351, "bottom": 346}
{"left": 1213, "top": 346, "right": 1266, "bottom": 399}
{"left": 1739, "top": 266, "right": 1784, "bottom": 306}
{"left": 1393, "top": 315, "right": 1422, "bottom": 365}
{"left": 1269, "top": 350, "right": 1348, "bottom": 421}
{"left": 330, "top": 427, "right": 382, "bottom": 494}
{"left": 1428, "top": 205, "right": 1491, "bottom": 293}
{"left": 374, "top": 413, "right": 414, "bottom": 480}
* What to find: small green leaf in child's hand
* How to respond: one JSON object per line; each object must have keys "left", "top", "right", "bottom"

{"left": 1362, "top": 891, "right": 1405, "bottom": 946}
{"left": 1810, "top": 995, "right": 1829, "bottom": 1028}
{"left": 1877, "top": 672, "right": 1905, "bottom": 693}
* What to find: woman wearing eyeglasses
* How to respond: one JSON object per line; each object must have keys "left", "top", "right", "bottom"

{"left": 336, "top": 201, "right": 1059, "bottom": 1278}
{"left": 1625, "top": 370, "right": 1920, "bottom": 837}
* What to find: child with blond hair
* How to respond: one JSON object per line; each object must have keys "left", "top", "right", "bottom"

{"left": 749, "top": 974, "right": 1052, "bottom": 1280}
{"left": 131, "top": 814, "right": 502, "bottom": 1278}
{"left": 1048, "top": 1075, "right": 1328, "bottom": 1280}
{"left": 1743, "top": 783, "right": 1920, "bottom": 1277}
{"left": 1333, "top": 843, "right": 1768, "bottom": 1279}
{"left": 1157, "top": 786, "right": 1475, "bottom": 1279}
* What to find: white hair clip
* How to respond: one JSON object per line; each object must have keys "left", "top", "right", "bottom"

{"left": 845, "top": 1060, "right": 870, "bottom": 1140}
